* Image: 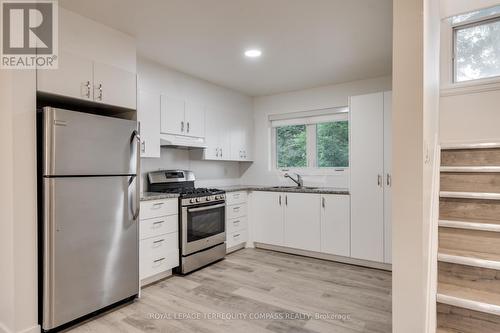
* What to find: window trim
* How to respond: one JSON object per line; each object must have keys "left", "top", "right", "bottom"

{"left": 271, "top": 118, "right": 349, "bottom": 174}
{"left": 452, "top": 15, "right": 500, "bottom": 84}
{"left": 441, "top": 10, "right": 500, "bottom": 95}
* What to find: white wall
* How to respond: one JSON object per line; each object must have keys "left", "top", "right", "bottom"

{"left": 137, "top": 58, "right": 254, "bottom": 190}
{"left": 392, "top": 0, "right": 441, "bottom": 332}
{"left": 440, "top": 0, "right": 500, "bottom": 18}
{"left": 439, "top": 0, "right": 500, "bottom": 144}
{"left": 240, "top": 76, "right": 392, "bottom": 188}
{"left": 0, "top": 69, "right": 38, "bottom": 333}
{"left": 0, "top": 71, "right": 16, "bottom": 333}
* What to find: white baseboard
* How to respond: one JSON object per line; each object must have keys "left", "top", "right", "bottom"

{"left": 0, "top": 323, "right": 40, "bottom": 333}
{"left": 19, "top": 325, "right": 40, "bottom": 333}
{"left": 0, "top": 322, "right": 11, "bottom": 333}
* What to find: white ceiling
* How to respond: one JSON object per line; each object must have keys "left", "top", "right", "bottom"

{"left": 60, "top": 0, "right": 393, "bottom": 97}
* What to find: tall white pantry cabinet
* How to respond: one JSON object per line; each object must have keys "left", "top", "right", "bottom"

{"left": 350, "top": 91, "right": 392, "bottom": 264}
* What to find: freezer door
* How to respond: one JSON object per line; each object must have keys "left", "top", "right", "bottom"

{"left": 43, "top": 107, "right": 139, "bottom": 176}
{"left": 42, "top": 176, "right": 139, "bottom": 330}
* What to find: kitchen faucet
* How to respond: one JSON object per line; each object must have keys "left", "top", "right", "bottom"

{"left": 284, "top": 173, "right": 303, "bottom": 187}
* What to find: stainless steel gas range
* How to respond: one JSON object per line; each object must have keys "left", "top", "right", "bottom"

{"left": 148, "top": 170, "right": 226, "bottom": 274}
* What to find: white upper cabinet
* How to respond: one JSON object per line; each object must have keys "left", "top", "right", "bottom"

{"left": 137, "top": 90, "right": 161, "bottom": 158}
{"left": 229, "top": 110, "right": 253, "bottom": 162}
{"left": 37, "top": 52, "right": 136, "bottom": 109}
{"left": 204, "top": 107, "right": 230, "bottom": 160}
{"left": 252, "top": 191, "right": 284, "bottom": 246}
{"left": 93, "top": 61, "right": 137, "bottom": 109}
{"left": 283, "top": 193, "right": 321, "bottom": 252}
{"left": 37, "top": 51, "right": 93, "bottom": 101}
{"left": 184, "top": 101, "right": 205, "bottom": 138}
{"left": 160, "top": 96, "right": 206, "bottom": 138}
{"left": 321, "top": 194, "right": 350, "bottom": 257}
{"left": 161, "top": 96, "right": 185, "bottom": 135}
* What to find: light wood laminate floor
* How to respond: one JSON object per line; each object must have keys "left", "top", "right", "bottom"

{"left": 68, "top": 249, "right": 392, "bottom": 333}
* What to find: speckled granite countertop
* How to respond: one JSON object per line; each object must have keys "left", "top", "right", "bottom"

{"left": 140, "top": 192, "right": 179, "bottom": 201}
{"left": 217, "top": 185, "right": 349, "bottom": 195}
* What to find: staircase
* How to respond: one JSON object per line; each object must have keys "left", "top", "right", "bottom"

{"left": 437, "top": 143, "right": 500, "bottom": 333}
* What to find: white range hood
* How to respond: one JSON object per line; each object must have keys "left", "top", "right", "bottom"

{"left": 160, "top": 133, "right": 207, "bottom": 149}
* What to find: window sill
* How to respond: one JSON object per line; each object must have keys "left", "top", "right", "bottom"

{"left": 274, "top": 168, "right": 349, "bottom": 176}
{"left": 441, "top": 79, "right": 500, "bottom": 97}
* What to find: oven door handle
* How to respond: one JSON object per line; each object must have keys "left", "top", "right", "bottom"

{"left": 187, "top": 203, "right": 226, "bottom": 213}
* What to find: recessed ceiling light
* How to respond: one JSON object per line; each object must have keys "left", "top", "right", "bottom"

{"left": 244, "top": 49, "right": 262, "bottom": 58}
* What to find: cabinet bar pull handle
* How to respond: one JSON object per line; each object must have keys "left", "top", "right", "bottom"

{"left": 152, "top": 221, "right": 164, "bottom": 225}
{"left": 322, "top": 197, "right": 325, "bottom": 208}
{"left": 387, "top": 174, "right": 391, "bottom": 187}
{"left": 153, "top": 239, "right": 165, "bottom": 244}
{"left": 97, "top": 83, "right": 103, "bottom": 101}
{"left": 84, "top": 81, "right": 91, "bottom": 98}
{"left": 377, "top": 174, "right": 382, "bottom": 187}
{"left": 153, "top": 258, "right": 165, "bottom": 263}
{"left": 279, "top": 195, "right": 282, "bottom": 206}
{"left": 181, "top": 121, "right": 184, "bottom": 132}
{"left": 285, "top": 195, "right": 288, "bottom": 206}
{"left": 234, "top": 234, "right": 241, "bottom": 238}
{"left": 187, "top": 122, "right": 190, "bottom": 133}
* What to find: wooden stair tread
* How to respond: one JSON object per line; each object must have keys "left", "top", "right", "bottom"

{"left": 441, "top": 142, "right": 500, "bottom": 150}
{"left": 438, "top": 250, "right": 500, "bottom": 270}
{"left": 439, "top": 219, "right": 500, "bottom": 232}
{"left": 438, "top": 282, "right": 500, "bottom": 316}
{"left": 436, "top": 329, "right": 458, "bottom": 333}
{"left": 441, "top": 166, "right": 500, "bottom": 173}
{"left": 440, "top": 191, "right": 500, "bottom": 200}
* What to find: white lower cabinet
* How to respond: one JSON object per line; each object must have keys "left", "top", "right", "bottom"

{"left": 320, "top": 194, "right": 350, "bottom": 257}
{"left": 252, "top": 191, "right": 353, "bottom": 258}
{"left": 225, "top": 191, "right": 249, "bottom": 252}
{"left": 252, "top": 191, "right": 284, "bottom": 246}
{"left": 139, "top": 198, "right": 179, "bottom": 284}
{"left": 283, "top": 193, "right": 321, "bottom": 252}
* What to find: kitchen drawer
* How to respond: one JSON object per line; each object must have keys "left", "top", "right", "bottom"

{"left": 226, "top": 191, "right": 247, "bottom": 206}
{"left": 227, "top": 229, "right": 248, "bottom": 248}
{"left": 140, "top": 199, "right": 178, "bottom": 220}
{"left": 140, "top": 215, "right": 178, "bottom": 240}
{"left": 227, "top": 203, "right": 247, "bottom": 219}
{"left": 227, "top": 216, "right": 247, "bottom": 234}
{"left": 140, "top": 249, "right": 179, "bottom": 280}
{"left": 140, "top": 233, "right": 178, "bottom": 260}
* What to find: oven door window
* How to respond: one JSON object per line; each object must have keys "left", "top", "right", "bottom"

{"left": 187, "top": 204, "right": 225, "bottom": 242}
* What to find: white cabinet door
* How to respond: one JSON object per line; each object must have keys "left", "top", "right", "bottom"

{"left": 283, "top": 193, "right": 321, "bottom": 252}
{"left": 204, "top": 107, "right": 220, "bottom": 160}
{"left": 383, "top": 91, "right": 392, "bottom": 264}
{"left": 321, "top": 195, "right": 350, "bottom": 257}
{"left": 137, "top": 90, "right": 161, "bottom": 158}
{"left": 350, "top": 92, "right": 385, "bottom": 262}
{"left": 185, "top": 101, "right": 205, "bottom": 138}
{"left": 161, "top": 95, "right": 185, "bottom": 135}
{"left": 37, "top": 51, "right": 93, "bottom": 101}
{"left": 242, "top": 112, "right": 254, "bottom": 161}
{"left": 252, "top": 191, "right": 284, "bottom": 246}
{"left": 93, "top": 61, "right": 136, "bottom": 109}
{"left": 230, "top": 123, "right": 244, "bottom": 161}
{"left": 217, "top": 109, "right": 231, "bottom": 160}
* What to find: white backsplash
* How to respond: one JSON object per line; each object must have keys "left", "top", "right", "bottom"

{"left": 140, "top": 147, "right": 242, "bottom": 193}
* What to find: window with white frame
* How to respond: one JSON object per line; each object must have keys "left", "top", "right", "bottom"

{"left": 452, "top": 6, "right": 500, "bottom": 83}
{"left": 271, "top": 107, "right": 349, "bottom": 170}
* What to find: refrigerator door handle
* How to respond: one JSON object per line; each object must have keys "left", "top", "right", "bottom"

{"left": 130, "top": 129, "right": 141, "bottom": 221}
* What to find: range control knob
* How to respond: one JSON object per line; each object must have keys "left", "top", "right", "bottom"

{"left": 196, "top": 197, "right": 201, "bottom": 202}
{"left": 190, "top": 198, "right": 195, "bottom": 203}
{"left": 206, "top": 196, "right": 212, "bottom": 201}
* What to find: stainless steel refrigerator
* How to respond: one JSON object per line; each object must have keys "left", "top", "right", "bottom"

{"left": 40, "top": 107, "right": 140, "bottom": 331}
